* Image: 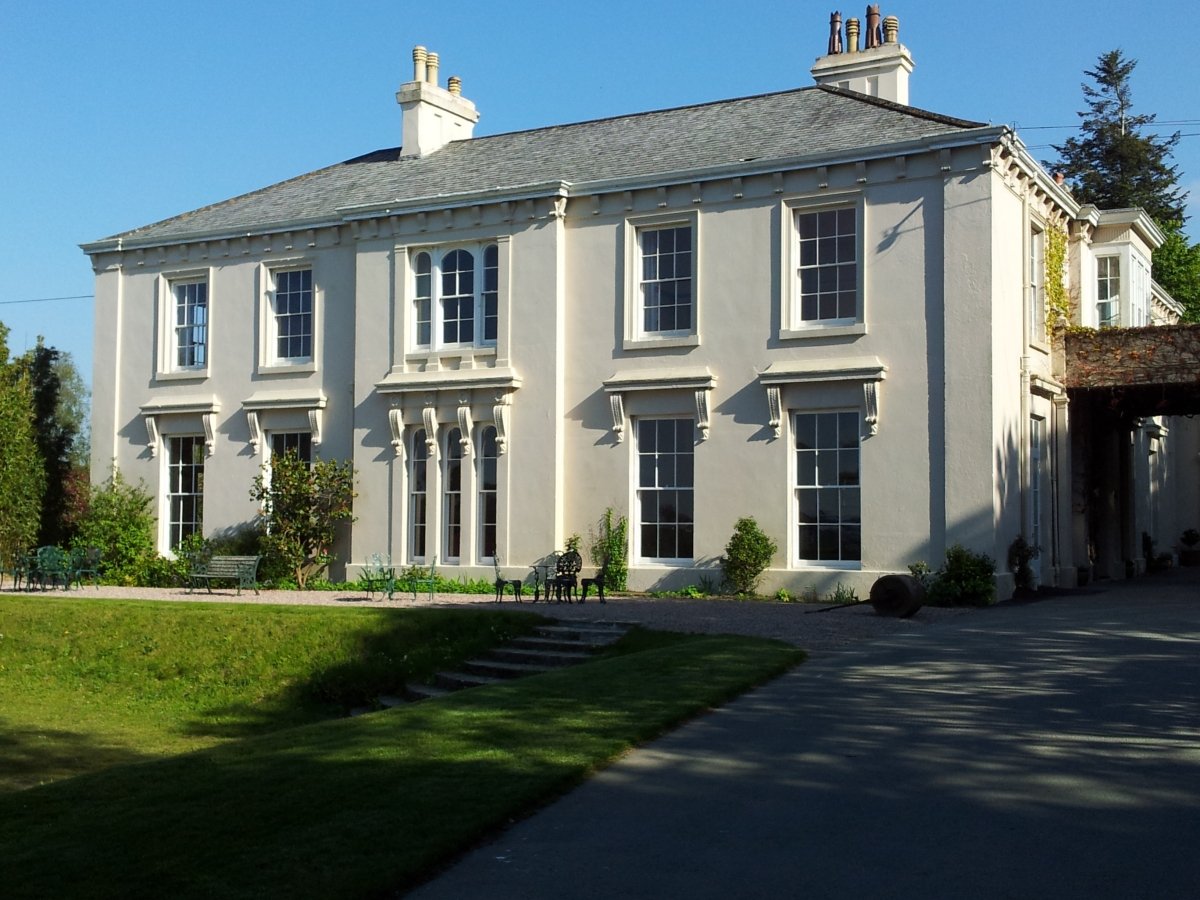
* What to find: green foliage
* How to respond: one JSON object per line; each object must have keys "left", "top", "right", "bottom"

{"left": 826, "top": 583, "right": 859, "bottom": 605}
{"left": 0, "top": 328, "right": 44, "bottom": 567}
{"left": 71, "top": 471, "right": 157, "bottom": 585}
{"left": 926, "top": 544, "right": 997, "bottom": 607}
{"left": 1050, "top": 50, "right": 1186, "bottom": 226}
{"left": 14, "top": 339, "right": 87, "bottom": 546}
{"left": 251, "top": 452, "right": 356, "bottom": 589}
{"left": 1045, "top": 226, "right": 1070, "bottom": 326}
{"left": 775, "top": 588, "right": 793, "bottom": 602}
{"left": 1154, "top": 224, "right": 1200, "bottom": 322}
{"left": 589, "top": 507, "right": 629, "bottom": 591}
{"left": 721, "top": 516, "right": 777, "bottom": 595}
{"left": 0, "top": 613, "right": 800, "bottom": 899}
{"left": 1007, "top": 534, "right": 1040, "bottom": 591}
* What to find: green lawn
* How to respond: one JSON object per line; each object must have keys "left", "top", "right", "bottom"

{"left": 0, "top": 596, "right": 803, "bottom": 898}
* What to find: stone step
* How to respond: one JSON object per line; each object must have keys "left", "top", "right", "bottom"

{"left": 462, "top": 658, "right": 554, "bottom": 679}
{"left": 434, "top": 670, "right": 509, "bottom": 691}
{"left": 488, "top": 646, "right": 595, "bottom": 666}
{"left": 405, "top": 682, "right": 453, "bottom": 702}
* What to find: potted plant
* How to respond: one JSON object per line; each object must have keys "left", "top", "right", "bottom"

{"left": 1181, "top": 529, "right": 1200, "bottom": 567}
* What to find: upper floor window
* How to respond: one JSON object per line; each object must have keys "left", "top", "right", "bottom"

{"left": 411, "top": 244, "right": 498, "bottom": 350}
{"left": 794, "top": 206, "right": 858, "bottom": 327}
{"left": 1029, "top": 226, "right": 1046, "bottom": 344}
{"left": 639, "top": 225, "right": 693, "bottom": 335}
{"left": 172, "top": 280, "right": 208, "bottom": 370}
{"left": 1097, "top": 256, "right": 1120, "bottom": 327}
{"left": 1131, "top": 254, "right": 1150, "bottom": 327}
{"left": 271, "top": 268, "right": 313, "bottom": 362}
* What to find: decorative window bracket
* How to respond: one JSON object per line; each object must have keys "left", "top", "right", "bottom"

{"left": 758, "top": 358, "right": 887, "bottom": 439}
{"left": 144, "top": 415, "right": 159, "bottom": 456}
{"left": 139, "top": 396, "right": 221, "bottom": 458}
{"left": 603, "top": 368, "right": 716, "bottom": 444}
{"left": 388, "top": 407, "right": 405, "bottom": 458}
{"left": 492, "top": 399, "right": 511, "bottom": 454}
{"left": 457, "top": 405, "right": 473, "bottom": 455}
{"left": 422, "top": 405, "right": 439, "bottom": 458}
{"left": 240, "top": 391, "right": 327, "bottom": 455}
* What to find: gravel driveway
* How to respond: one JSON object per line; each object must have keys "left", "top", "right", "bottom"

{"left": 8, "top": 584, "right": 976, "bottom": 653}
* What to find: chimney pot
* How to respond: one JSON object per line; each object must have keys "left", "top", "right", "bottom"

{"left": 883, "top": 15, "right": 899, "bottom": 44}
{"left": 412, "top": 45, "right": 427, "bottom": 82}
{"left": 426, "top": 51, "right": 439, "bottom": 85}
{"left": 846, "top": 17, "right": 860, "bottom": 52}
{"left": 448, "top": 75, "right": 462, "bottom": 95}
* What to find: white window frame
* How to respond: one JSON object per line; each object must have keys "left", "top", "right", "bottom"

{"left": 781, "top": 194, "right": 866, "bottom": 339}
{"left": 442, "top": 427, "right": 464, "bottom": 563}
{"left": 162, "top": 433, "right": 205, "bottom": 553}
{"left": 632, "top": 417, "right": 696, "bottom": 564}
{"left": 1130, "top": 253, "right": 1150, "bottom": 327}
{"left": 258, "top": 259, "right": 318, "bottom": 374}
{"left": 155, "top": 268, "right": 212, "bottom": 381}
{"left": 477, "top": 425, "right": 499, "bottom": 563}
{"left": 1096, "top": 255, "right": 1120, "bottom": 327}
{"left": 623, "top": 210, "right": 700, "bottom": 350}
{"left": 790, "top": 409, "right": 862, "bottom": 569}
{"left": 1029, "top": 223, "right": 1047, "bottom": 346}
{"left": 408, "top": 243, "right": 499, "bottom": 353}
{"left": 408, "top": 428, "right": 430, "bottom": 562}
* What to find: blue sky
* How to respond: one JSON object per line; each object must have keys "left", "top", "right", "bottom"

{"left": 2, "top": 0, "right": 1197, "bottom": 389}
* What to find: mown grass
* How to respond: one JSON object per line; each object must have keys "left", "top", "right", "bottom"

{"left": 0, "top": 596, "right": 543, "bottom": 790}
{"left": 0, "top": 597, "right": 803, "bottom": 898}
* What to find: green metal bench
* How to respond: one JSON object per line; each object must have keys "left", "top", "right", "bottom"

{"left": 188, "top": 555, "right": 261, "bottom": 596}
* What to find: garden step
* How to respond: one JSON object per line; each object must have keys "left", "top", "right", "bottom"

{"left": 404, "top": 682, "right": 453, "bottom": 702}
{"left": 487, "top": 646, "right": 594, "bottom": 667}
{"left": 434, "top": 670, "right": 509, "bottom": 691}
{"left": 462, "top": 658, "right": 554, "bottom": 679}
{"left": 403, "top": 621, "right": 633, "bottom": 702}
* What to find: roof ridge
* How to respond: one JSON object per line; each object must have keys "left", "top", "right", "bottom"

{"left": 814, "top": 83, "right": 986, "bottom": 129}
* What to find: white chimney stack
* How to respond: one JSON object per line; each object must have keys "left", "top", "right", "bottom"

{"left": 811, "top": 8, "right": 914, "bottom": 105}
{"left": 397, "top": 45, "right": 479, "bottom": 158}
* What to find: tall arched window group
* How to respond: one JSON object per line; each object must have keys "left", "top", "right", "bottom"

{"left": 407, "top": 424, "right": 500, "bottom": 562}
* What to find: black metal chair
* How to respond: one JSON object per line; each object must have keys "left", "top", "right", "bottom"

{"left": 553, "top": 549, "right": 583, "bottom": 603}
{"left": 493, "top": 555, "right": 523, "bottom": 602}
{"left": 580, "top": 556, "right": 610, "bottom": 604}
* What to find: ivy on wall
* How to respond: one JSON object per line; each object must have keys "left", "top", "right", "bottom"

{"left": 1045, "top": 226, "right": 1069, "bottom": 328}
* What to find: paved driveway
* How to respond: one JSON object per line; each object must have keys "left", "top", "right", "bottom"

{"left": 410, "top": 569, "right": 1200, "bottom": 899}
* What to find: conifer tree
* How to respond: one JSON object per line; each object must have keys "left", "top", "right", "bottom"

{"left": 1051, "top": 50, "right": 1186, "bottom": 224}
{"left": 1050, "top": 50, "right": 1196, "bottom": 319}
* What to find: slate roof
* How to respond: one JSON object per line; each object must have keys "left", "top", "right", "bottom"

{"left": 95, "top": 85, "right": 993, "bottom": 246}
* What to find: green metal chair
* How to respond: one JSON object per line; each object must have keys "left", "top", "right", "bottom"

{"left": 35, "top": 546, "right": 71, "bottom": 590}
{"left": 412, "top": 555, "right": 437, "bottom": 601}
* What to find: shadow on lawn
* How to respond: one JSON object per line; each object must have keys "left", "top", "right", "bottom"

{"left": 0, "top": 717, "right": 153, "bottom": 792}
{"left": 177, "top": 608, "right": 545, "bottom": 741}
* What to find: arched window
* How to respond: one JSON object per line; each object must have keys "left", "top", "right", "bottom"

{"left": 409, "top": 429, "right": 429, "bottom": 559}
{"left": 478, "top": 426, "right": 498, "bottom": 559}
{"left": 409, "top": 245, "right": 498, "bottom": 350}
{"left": 443, "top": 428, "right": 464, "bottom": 560}
{"left": 413, "top": 252, "right": 432, "bottom": 347}
{"left": 441, "top": 250, "right": 475, "bottom": 345}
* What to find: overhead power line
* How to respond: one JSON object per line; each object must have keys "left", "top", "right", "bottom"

{"left": 0, "top": 294, "right": 94, "bottom": 306}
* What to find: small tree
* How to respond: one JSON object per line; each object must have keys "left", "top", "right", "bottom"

{"left": 721, "top": 516, "right": 777, "bottom": 595}
{"left": 251, "top": 452, "right": 356, "bottom": 589}
{"left": 71, "top": 471, "right": 157, "bottom": 584}
{"left": 589, "top": 507, "right": 628, "bottom": 591}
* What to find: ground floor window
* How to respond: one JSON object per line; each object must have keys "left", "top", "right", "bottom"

{"left": 636, "top": 418, "right": 694, "bottom": 561}
{"left": 269, "top": 431, "right": 312, "bottom": 464}
{"left": 794, "top": 411, "right": 860, "bottom": 563}
{"left": 478, "top": 426, "right": 498, "bottom": 560}
{"left": 409, "top": 429, "right": 428, "bottom": 560}
{"left": 166, "top": 435, "right": 204, "bottom": 550}
{"left": 443, "top": 428, "right": 463, "bottom": 561}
